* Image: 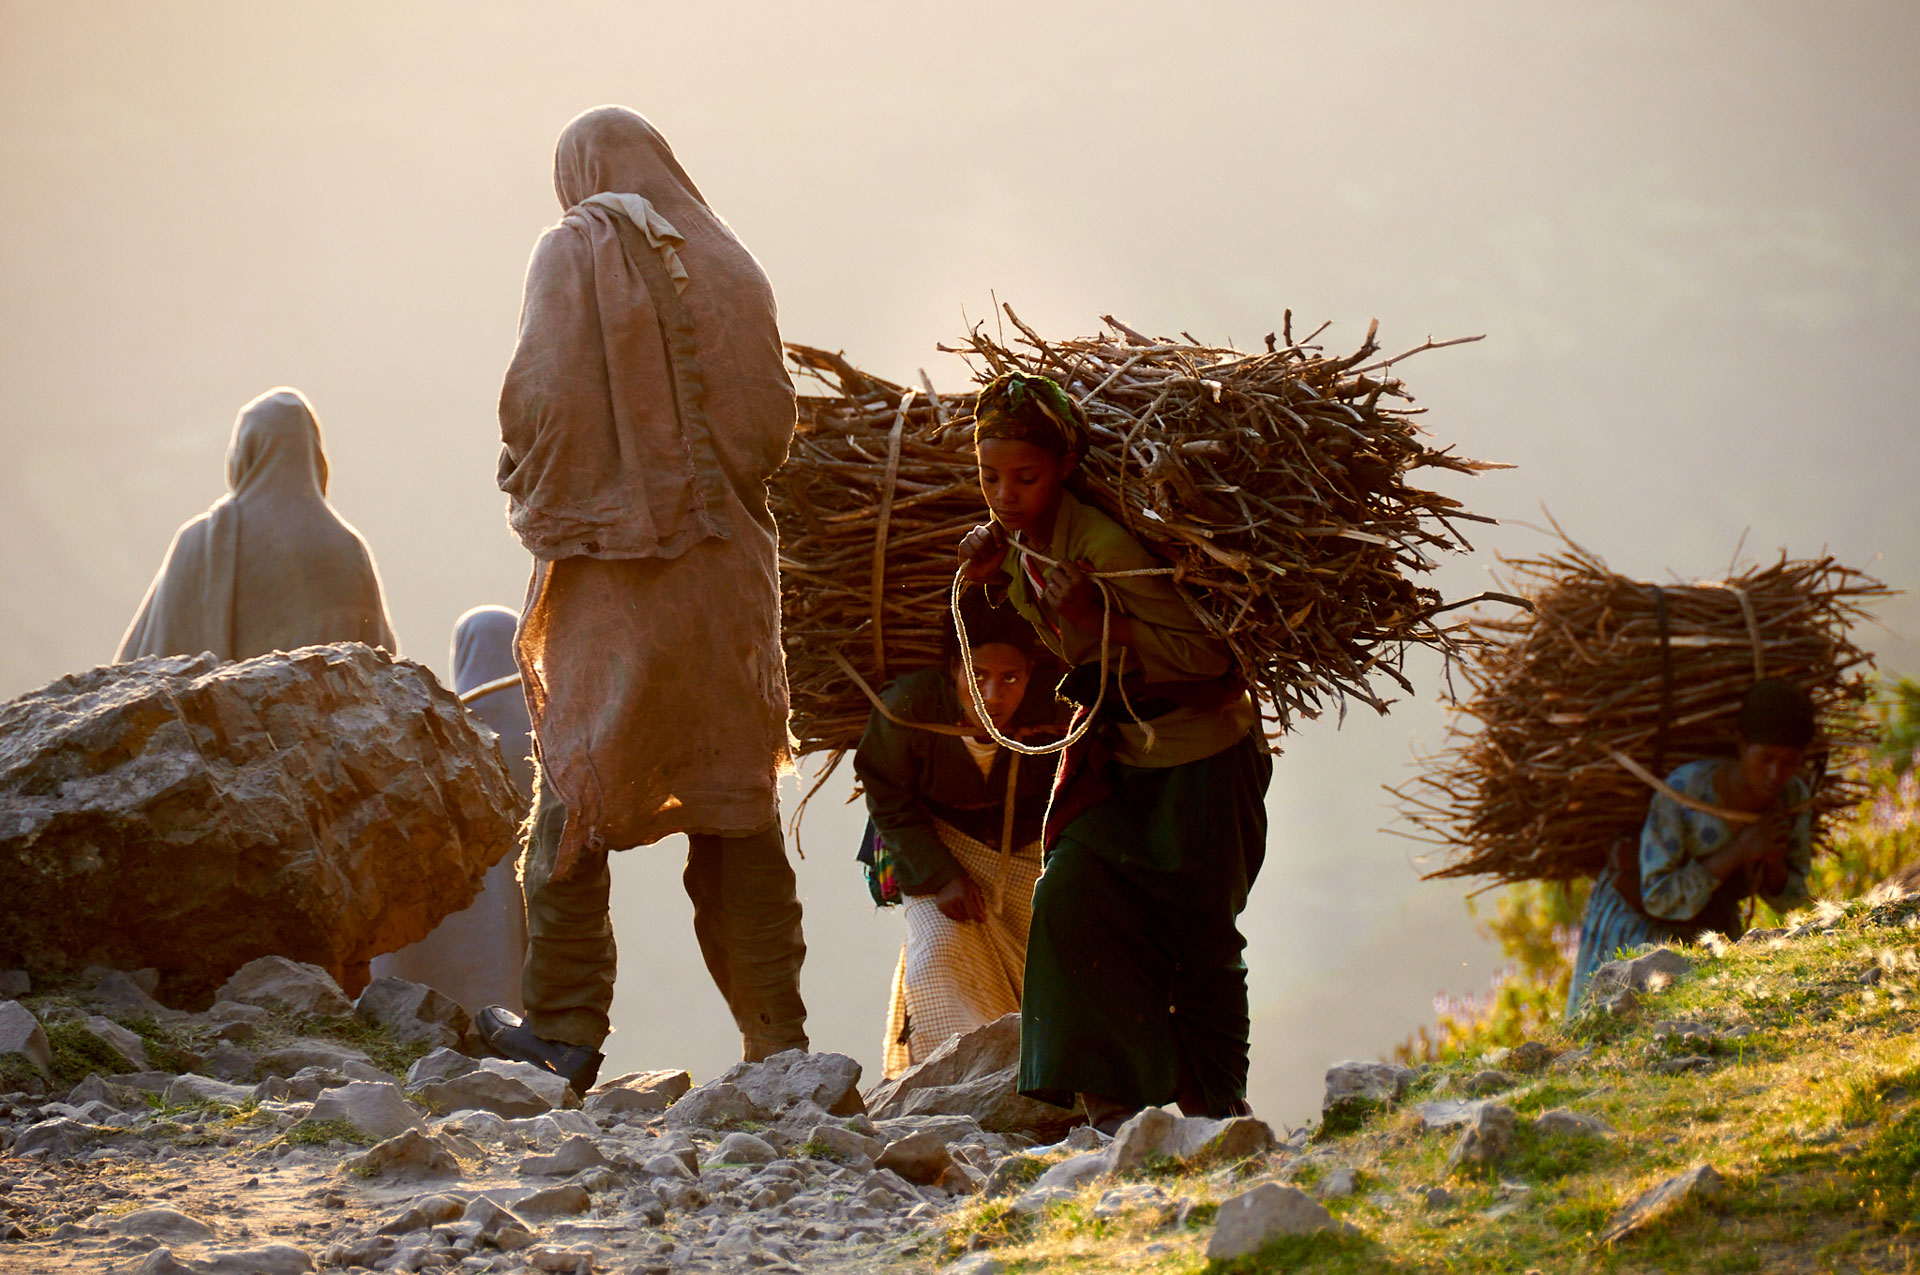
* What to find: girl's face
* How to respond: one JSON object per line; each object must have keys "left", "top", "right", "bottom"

{"left": 1734, "top": 738, "right": 1807, "bottom": 805}
{"left": 954, "top": 642, "right": 1034, "bottom": 730}
{"left": 976, "top": 437, "right": 1076, "bottom": 535}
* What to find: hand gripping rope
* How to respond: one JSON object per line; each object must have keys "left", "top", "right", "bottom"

{"left": 950, "top": 535, "right": 1177, "bottom": 757}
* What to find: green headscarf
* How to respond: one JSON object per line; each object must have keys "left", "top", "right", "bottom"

{"left": 973, "top": 372, "right": 1088, "bottom": 458}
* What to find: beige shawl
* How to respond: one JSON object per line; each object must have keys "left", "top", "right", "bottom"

{"left": 499, "top": 107, "right": 795, "bottom": 874}
{"left": 117, "top": 389, "right": 398, "bottom": 663}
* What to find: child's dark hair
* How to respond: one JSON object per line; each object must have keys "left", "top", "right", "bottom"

{"left": 972, "top": 372, "right": 1087, "bottom": 459}
{"left": 1737, "top": 678, "right": 1817, "bottom": 749}
{"left": 943, "top": 587, "right": 1038, "bottom": 662}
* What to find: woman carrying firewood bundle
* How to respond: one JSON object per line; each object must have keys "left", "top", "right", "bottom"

{"left": 957, "top": 372, "right": 1272, "bottom": 1134}
{"left": 1565, "top": 679, "right": 1816, "bottom": 1014}
{"left": 854, "top": 592, "right": 1061, "bottom": 1078}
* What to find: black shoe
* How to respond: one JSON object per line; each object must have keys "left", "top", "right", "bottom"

{"left": 475, "top": 1006, "right": 604, "bottom": 1094}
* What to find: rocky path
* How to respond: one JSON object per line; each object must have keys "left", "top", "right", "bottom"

{"left": 0, "top": 1086, "right": 969, "bottom": 1273}
{"left": 0, "top": 957, "right": 1296, "bottom": 1274}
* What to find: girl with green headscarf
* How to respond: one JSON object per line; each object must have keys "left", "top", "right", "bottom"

{"left": 958, "top": 372, "right": 1271, "bottom": 1132}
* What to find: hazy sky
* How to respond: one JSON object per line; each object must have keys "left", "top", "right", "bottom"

{"left": 4, "top": 1, "right": 1916, "bottom": 1123}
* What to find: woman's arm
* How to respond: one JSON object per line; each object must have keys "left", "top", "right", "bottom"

{"left": 1638, "top": 791, "right": 1724, "bottom": 922}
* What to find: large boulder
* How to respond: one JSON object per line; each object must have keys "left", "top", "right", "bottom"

{"left": 1207, "top": 1184, "right": 1349, "bottom": 1259}
{"left": 864, "top": 1013, "right": 1079, "bottom": 1140}
{"left": 718, "top": 1050, "right": 863, "bottom": 1118}
{"left": 1109, "top": 1108, "right": 1277, "bottom": 1172}
{"left": 585, "top": 1069, "right": 691, "bottom": 1116}
{"left": 0, "top": 644, "right": 523, "bottom": 1003}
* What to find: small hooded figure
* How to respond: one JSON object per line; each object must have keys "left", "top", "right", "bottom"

{"left": 116, "top": 388, "right": 397, "bottom": 663}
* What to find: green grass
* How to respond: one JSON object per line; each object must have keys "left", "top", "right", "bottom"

{"left": 1315, "top": 1098, "right": 1385, "bottom": 1141}
{"left": 290, "top": 1014, "right": 431, "bottom": 1077}
{"left": 998, "top": 1155, "right": 1048, "bottom": 1187}
{"left": 0, "top": 1050, "right": 47, "bottom": 1092}
{"left": 1206, "top": 1230, "right": 1383, "bottom": 1274}
{"left": 1492, "top": 1123, "right": 1614, "bottom": 1184}
{"left": 901, "top": 902, "right": 1920, "bottom": 1274}
{"left": 112, "top": 1016, "right": 195, "bottom": 1074}
{"left": 941, "top": 1198, "right": 1037, "bottom": 1257}
{"left": 795, "top": 1135, "right": 853, "bottom": 1163}
{"left": 284, "top": 1118, "right": 377, "bottom": 1148}
{"left": 42, "top": 1019, "right": 136, "bottom": 1087}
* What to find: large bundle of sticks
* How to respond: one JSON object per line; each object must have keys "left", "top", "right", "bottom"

{"left": 776, "top": 348, "right": 986, "bottom": 754}
{"left": 772, "top": 308, "right": 1505, "bottom": 756}
{"left": 1398, "top": 536, "right": 1890, "bottom": 884}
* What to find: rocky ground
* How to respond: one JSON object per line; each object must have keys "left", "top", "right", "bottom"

{"left": 0, "top": 957, "right": 1292, "bottom": 1274}
{"left": 9, "top": 897, "right": 1919, "bottom": 1274}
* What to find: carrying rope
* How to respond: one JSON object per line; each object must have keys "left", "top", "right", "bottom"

{"left": 950, "top": 533, "right": 1178, "bottom": 757}
{"left": 1606, "top": 749, "right": 1767, "bottom": 824}
{"left": 1610, "top": 579, "right": 1780, "bottom": 815}
{"left": 991, "top": 754, "right": 1019, "bottom": 915}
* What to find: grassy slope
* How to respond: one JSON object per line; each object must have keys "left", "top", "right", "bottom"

{"left": 929, "top": 894, "right": 1920, "bottom": 1274}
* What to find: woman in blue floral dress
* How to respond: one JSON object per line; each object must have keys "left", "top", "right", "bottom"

{"left": 1566, "top": 679, "right": 1817, "bottom": 1015}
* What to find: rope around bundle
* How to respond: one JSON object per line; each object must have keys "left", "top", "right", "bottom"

{"left": 1604, "top": 580, "right": 1772, "bottom": 818}
{"left": 950, "top": 533, "right": 1179, "bottom": 758}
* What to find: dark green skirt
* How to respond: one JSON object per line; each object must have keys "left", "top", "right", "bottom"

{"left": 1018, "top": 730, "right": 1271, "bottom": 1114}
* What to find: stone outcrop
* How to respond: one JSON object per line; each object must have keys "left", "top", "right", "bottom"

{"left": 0, "top": 1000, "right": 51, "bottom": 1077}
{"left": 1206, "top": 1183, "right": 1349, "bottom": 1259}
{"left": 1586, "top": 946, "right": 1697, "bottom": 1015}
{"left": 584, "top": 1069, "right": 692, "bottom": 1116}
{"left": 864, "top": 1014, "right": 1079, "bottom": 1140}
{"left": 1322, "top": 1059, "right": 1414, "bottom": 1113}
{"left": 354, "top": 977, "right": 470, "bottom": 1051}
{"left": 1444, "top": 1101, "right": 1517, "bottom": 1173}
{"left": 0, "top": 644, "right": 523, "bottom": 1003}
{"left": 218, "top": 956, "right": 355, "bottom": 1018}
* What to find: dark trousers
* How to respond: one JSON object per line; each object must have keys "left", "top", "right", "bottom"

{"left": 520, "top": 772, "right": 809, "bottom": 1060}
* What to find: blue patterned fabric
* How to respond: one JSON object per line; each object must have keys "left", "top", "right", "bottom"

{"left": 1638, "top": 761, "right": 1811, "bottom": 921}
{"left": 1566, "top": 759, "right": 1812, "bottom": 1016}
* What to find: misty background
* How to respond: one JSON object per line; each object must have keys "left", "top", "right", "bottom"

{"left": 3, "top": 1, "right": 1916, "bottom": 1125}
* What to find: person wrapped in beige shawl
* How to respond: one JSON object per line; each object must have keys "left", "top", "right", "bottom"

{"left": 478, "top": 106, "right": 806, "bottom": 1090}
{"left": 117, "top": 387, "right": 398, "bottom": 664}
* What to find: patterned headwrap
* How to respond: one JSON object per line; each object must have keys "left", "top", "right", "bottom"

{"left": 972, "top": 372, "right": 1088, "bottom": 459}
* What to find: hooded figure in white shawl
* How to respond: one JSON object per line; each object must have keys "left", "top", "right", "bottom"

{"left": 476, "top": 106, "right": 806, "bottom": 1092}
{"left": 117, "top": 388, "right": 398, "bottom": 663}
{"left": 370, "top": 605, "right": 532, "bottom": 1013}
